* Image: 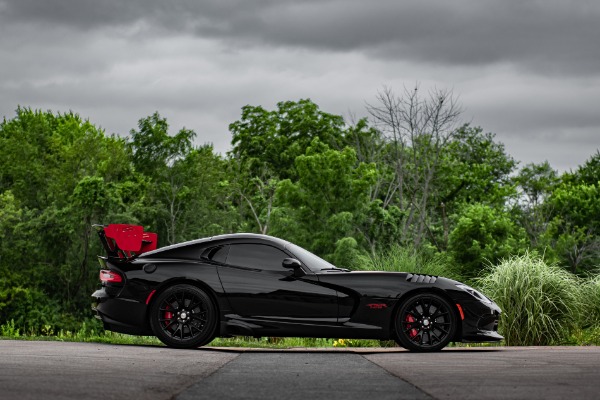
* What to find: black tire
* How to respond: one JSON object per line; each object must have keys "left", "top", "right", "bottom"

{"left": 149, "top": 284, "right": 217, "bottom": 348}
{"left": 394, "top": 293, "right": 457, "bottom": 352}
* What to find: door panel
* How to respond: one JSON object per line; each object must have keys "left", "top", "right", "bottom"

{"left": 216, "top": 244, "right": 338, "bottom": 320}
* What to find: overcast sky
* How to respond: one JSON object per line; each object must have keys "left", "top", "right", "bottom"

{"left": 1, "top": 0, "right": 599, "bottom": 172}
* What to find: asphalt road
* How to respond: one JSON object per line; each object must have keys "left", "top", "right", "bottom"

{"left": 1, "top": 341, "right": 599, "bottom": 400}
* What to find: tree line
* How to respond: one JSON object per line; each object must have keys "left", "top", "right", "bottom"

{"left": 1, "top": 86, "right": 599, "bottom": 333}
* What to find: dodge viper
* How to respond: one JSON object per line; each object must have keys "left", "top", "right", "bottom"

{"left": 92, "top": 224, "right": 503, "bottom": 351}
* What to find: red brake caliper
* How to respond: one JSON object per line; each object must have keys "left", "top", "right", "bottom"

{"left": 405, "top": 314, "right": 418, "bottom": 338}
{"left": 164, "top": 305, "right": 173, "bottom": 326}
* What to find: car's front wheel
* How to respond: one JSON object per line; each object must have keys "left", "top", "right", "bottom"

{"left": 394, "top": 293, "right": 457, "bottom": 352}
{"left": 149, "top": 284, "right": 217, "bottom": 348}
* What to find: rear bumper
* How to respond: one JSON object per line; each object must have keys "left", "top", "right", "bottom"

{"left": 92, "top": 288, "right": 152, "bottom": 336}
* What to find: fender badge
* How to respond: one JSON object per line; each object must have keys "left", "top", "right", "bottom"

{"left": 367, "top": 303, "right": 388, "bottom": 309}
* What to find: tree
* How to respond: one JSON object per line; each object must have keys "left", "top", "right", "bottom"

{"left": 366, "top": 85, "right": 463, "bottom": 249}
{"left": 229, "top": 99, "right": 347, "bottom": 180}
{"left": 274, "top": 139, "right": 376, "bottom": 257}
{"left": 129, "top": 112, "right": 195, "bottom": 178}
{"left": 448, "top": 203, "right": 526, "bottom": 278}
{"left": 0, "top": 108, "right": 134, "bottom": 322}
{"left": 543, "top": 182, "right": 600, "bottom": 273}
{"left": 128, "top": 113, "right": 196, "bottom": 244}
{"left": 538, "top": 152, "right": 600, "bottom": 273}
{"left": 230, "top": 163, "right": 279, "bottom": 235}
{"left": 435, "top": 125, "right": 517, "bottom": 248}
{"left": 514, "top": 161, "right": 559, "bottom": 247}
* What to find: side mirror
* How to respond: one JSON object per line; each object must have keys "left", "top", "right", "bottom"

{"left": 282, "top": 258, "right": 304, "bottom": 277}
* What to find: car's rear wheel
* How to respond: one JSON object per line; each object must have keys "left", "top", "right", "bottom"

{"left": 149, "top": 284, "right": 217, "bottom": 348}
{"left": 394, "top": 293, "right": 456, "bottom": 352}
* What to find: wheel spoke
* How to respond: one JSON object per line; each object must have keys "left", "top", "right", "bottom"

{"left": 168, "top": 297, "right": 179, "bottom": 311}
{"left": 191, "top": 314, "right": 207, "bottom": 323}
{"left": 164, "top": 320, "right": 175, "bottom": 329}
{"left": 413, "top": 329, "right": 424, "bottom": 343}
{"left": 430, "top": 330, "right": 442, "bottom": 344}
{"left": 418, "top": 330, "right": 426, "bottom": 345}
{"left": 423, "top": 298, "right": 431, "bottom": 316}
{"left": 188, "top": 299, "right": 204, "bottom": 310}
{"left": 436, "top": 326, "right": 450, "bottom": 335}
{"left": 431, "top": 310, "right": 449, "bottom": 319}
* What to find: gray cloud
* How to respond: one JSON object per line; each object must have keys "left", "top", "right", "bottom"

{"left": 3, "top": 0, "right": 598, "bottom": 75}
{"left": 0, "top": 0, "right": 598, "bottom": 171}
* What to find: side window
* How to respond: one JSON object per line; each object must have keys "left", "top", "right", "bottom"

{"left": 225, "top": 244, "right": 289, "bottom": 271}
{"left": 200, "top": 245, "right": 230, "bottom": 264}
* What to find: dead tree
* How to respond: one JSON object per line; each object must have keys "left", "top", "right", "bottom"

{"left": 367, "top": 85, "right": 462, "bottom": 249}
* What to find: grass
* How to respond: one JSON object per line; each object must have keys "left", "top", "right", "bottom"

{"left": 583, "top": 273, "right": 600, "bottom": 328}
{"left": 353, "top": 245, "right": 460, "bottom": 280}
{"left": 477, "top": 253, "right": 583, "bottom": 346}
{"left": 0, "top": 319, "right": 390, "bottom": 348}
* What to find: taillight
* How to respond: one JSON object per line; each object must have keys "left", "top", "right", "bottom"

{"left": 99, "top": 269, "right": 123, "bottom": 283}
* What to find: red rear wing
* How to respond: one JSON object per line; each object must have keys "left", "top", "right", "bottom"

{"left": 94, "top": 224, "right": 157, "bottom": 261}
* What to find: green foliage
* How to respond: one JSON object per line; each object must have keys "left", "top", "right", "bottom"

{"left": 448, "top": 203, "right": 526, "bottom": 278}
{"left": 438, "top": 125, "right": 517, "bottom": 208}
{"left": 566, "top": 327, "right": 600, "bottom": 346}
{"left": 353, "top": 244, "right": 460, "bottom": 280}
{"left": 331, "top": 237, "right": 365, "bottom": 269}
{"left": 564, "top": 150, "right": 600, "bottom": 186}
{"left": 230, "top": 99, "right": 347, "bottom": 180}
{"left": 542, "top": 181, "right": 600, "bottom": 273}
{"left": 129, "top": 112, "right": 195, "bottom": 178}
{"left": 478, "top": 253, "right": 583, "bottom": 346}
{"left": 583, "top": 274, "right": 600, "bottom": 328}
{"left": 274, "top": 139, "right": 376, "bottom": 256}
{"left": 1, "top": 320, "right": 20, "bottom": 337}
{"left": 514, "top": 161, "right": 559, "bottom": 248}
{"left": 0, "top": 284, "right": 67, "bottom": 333}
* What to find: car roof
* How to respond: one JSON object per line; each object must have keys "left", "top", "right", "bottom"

{"left": 138, "top": 233, "right": 291, "bottom": 258}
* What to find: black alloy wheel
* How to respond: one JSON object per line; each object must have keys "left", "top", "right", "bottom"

{"left": 395, "top": 293, "right": 457, "bottom": 352}
{"left": 149, "top": 284, "right": 217, "bottom": 348}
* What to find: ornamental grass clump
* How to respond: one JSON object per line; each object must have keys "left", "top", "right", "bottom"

{"left": 478, "top": 253, "right": 582, "bottom": 346}
{"left": 583, "top": 274, "right": 600, "bottom": 328}
{"left": 354, "top": 245, "right": 459, "bottom": 280}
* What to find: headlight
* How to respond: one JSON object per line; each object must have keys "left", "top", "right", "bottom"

{"left": 455, "top": 283, "right": 492, "bottom": 305}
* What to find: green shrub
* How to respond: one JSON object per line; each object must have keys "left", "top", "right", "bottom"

{"left": 1, "top": 319, "right": 20, "bottom": 337}
{"left": 478, "top": 253, "right": 582, "bottom": 345}
{"left": 353, "top": 245, "right": 460, "bottom": 280}
{"left": 582, "top": 274, "right": 600, "bottom": 328}
{"left": 448, "top": 203, "right": 526, "bottom": 278}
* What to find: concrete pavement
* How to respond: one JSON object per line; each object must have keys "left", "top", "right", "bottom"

{"left": 1, "top": 341, "right": 599, "bottom": 400}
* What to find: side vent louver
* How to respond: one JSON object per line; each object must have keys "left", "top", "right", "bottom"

{"left": 406, "top": 273, "right": 438, "bottom": 284}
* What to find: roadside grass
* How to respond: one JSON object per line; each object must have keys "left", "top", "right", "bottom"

{"left": 477, "top": 253, "right": 583, "bottom": 346}
{"left": 2, "top": 325, "right": 599, "bottom": 347}
{"left": 584, "top": 273, "right": 600, "bottom": 328}
{"left": 0, "top": 319, "right": 389, "bottom": 348}
{"left": 352, "top": 245, "right": 461, "bottom": 281}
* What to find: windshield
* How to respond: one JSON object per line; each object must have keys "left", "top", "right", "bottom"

{"left": 285, "top": 242, "right": 338, "bottom": 272}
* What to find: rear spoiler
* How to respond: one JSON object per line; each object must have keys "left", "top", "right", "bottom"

{"left": 94, "top": 224, "right": 158, "bottom": 261}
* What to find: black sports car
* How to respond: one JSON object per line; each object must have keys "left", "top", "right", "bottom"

{"left": 92, "top": 224, "right": 503, "bottom": 352}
